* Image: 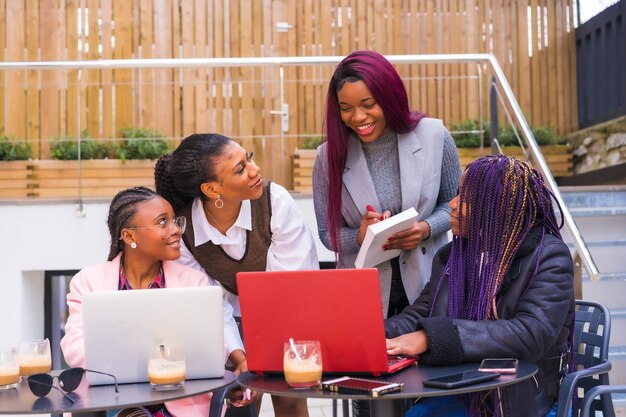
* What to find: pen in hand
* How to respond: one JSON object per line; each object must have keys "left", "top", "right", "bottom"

{"left": 366, "top": 205, "right": 389, "bottom": 220}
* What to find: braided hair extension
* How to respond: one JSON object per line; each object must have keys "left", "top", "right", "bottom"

{"left": 437, "top": 155, "right": 565, "bottom": 417}
{"left": 446, "top": 155, "right": 563, "bottom": 322}
{"left": 154, "top": 133, "right": 233, "bottom": 211}
{"left": 106, "top": 186, "right": 159, "bottom": 261}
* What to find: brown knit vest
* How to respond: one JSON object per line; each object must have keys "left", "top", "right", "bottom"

{"left": 179, "top": 183, "right": 272, "bottom": 295}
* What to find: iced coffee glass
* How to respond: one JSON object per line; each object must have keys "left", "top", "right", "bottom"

{"left": 283, "top": 340, "right": 323, "bottom": 388}
{"left": 0, "top": 347, "right": 20, "bottom": 390}
{"left": 18, "top": 339, "right": 51, "bottom": 377}
{"left": 148, "top": 344, "right": 186, "bottom": 390}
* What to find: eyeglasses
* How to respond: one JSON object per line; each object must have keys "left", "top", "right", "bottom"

{"left": 27, "top": 368, "right": 119, "bottom": 403}
{"left": 126, "top": 216, "right": 186, "bottom": 239}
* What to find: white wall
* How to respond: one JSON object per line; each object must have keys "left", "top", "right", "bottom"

{"left": 0, "top": 199, "right": 110, "bottom": 347}
{"left": 0, "top": 194, "right": 332, "bottom": 348}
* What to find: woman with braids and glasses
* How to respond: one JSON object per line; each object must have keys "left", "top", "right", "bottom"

{"left": 313, "top": 50, "right": 462, "bottom": 321}
{"left": 385, "top": 155, "right": 575, "bottom": 417}
{"left": 154, "top": 133, "right": 318, "bottom": 417}
{"left": 61, "top": 186, "right": 251, "bottom": 417}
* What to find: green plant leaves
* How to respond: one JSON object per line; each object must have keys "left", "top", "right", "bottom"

{"left": 47, "top": 127, "right": 171, "bottom": 160}
{"left": 450, "top": 119, "right": 560, "bottom": 148}
{"left": 117, "top": 127, "right": 171, "bottom": 160}
{"left": 0, "top": 137, "right": 32, "bottom": 160}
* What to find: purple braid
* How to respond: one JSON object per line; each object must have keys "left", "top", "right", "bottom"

{"left": 434, "top": 155, "right": 566, "bottom": 417}
{"left": 444, "top": 155, "right": 562, "bottom": 321}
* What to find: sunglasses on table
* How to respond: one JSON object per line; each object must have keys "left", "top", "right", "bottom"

{"left": 27, "top": 368, "right": 119, "bottom": 403}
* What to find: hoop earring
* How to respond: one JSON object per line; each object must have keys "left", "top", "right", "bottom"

{"left": 130, "top": 242, "right": 137, "bottom": 249}
{"left": 215, "top": 195, "right": 224, "bottom": 209}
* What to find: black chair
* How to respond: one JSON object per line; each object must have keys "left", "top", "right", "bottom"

{"left": 580, "top": 385, "right": 626, "bottom": 417}
{"left": 555, "top": 300, "right": 615, "bottom": 417}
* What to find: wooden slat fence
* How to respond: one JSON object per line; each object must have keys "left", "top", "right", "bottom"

{"left": 0, "top": 0, "right": 578, "bottom": 189}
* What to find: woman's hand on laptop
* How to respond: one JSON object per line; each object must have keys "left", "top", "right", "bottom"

{"left": 229, "top": 349, "right": 248, "bottom": 375}
{"left": 386, "top": 330, "right": 429, "bottom": 357}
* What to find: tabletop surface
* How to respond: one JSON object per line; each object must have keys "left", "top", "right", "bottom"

{"left": 0, "top": 371, "right": 235, "bottom": 414}
{"left": 238, "top": 361, "right": 538, "bottom": 400}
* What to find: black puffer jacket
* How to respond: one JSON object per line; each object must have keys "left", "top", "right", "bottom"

{"left": 385, "top": 228, "right": 575, "bottom": 417}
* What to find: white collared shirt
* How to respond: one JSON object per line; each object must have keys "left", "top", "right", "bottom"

{"left": 177, "top": 182, "right": 319, "bottom": 354}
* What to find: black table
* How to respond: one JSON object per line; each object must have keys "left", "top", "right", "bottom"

{"left": 238, "top": 362, "right": 538, "bottom": 416}
{"left": 0, "top": 371, "right": 235, "bottom": 415}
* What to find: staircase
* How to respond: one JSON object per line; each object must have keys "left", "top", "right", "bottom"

{"left": 560, "top": 185, "right": 626, "bottom": 408}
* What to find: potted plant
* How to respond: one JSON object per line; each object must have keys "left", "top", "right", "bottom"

{"left": 451, "top": 120, "right": 572, "bottom": 177}
{"left": 28, "top": 128, "right": 172, "bottom": 198}
{"left": 0, "top": 136, "right": 33, "bottom": 198}
{"left": 292, "top": 137, "right": 321, "bottom": 192}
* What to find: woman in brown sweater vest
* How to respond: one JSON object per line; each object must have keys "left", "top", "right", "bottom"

{"left": 155, "top": 133, "right": 318, "bottom": 417}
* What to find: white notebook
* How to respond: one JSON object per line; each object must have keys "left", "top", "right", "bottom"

{"left": 354, "top": 207, "right": 419, "bottom": 268}
{"left": 82, "top": 286, "right": 225, "bottom": 385}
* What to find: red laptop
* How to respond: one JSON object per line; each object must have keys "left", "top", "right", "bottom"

{"left": 236, "top": 268, "right": 416, "bottom": 376}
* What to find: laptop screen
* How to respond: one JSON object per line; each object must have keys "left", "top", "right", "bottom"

{"left": 237, "top": 268, "right": 393, "bottom": 375}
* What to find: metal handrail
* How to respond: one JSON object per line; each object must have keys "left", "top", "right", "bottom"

{"left": 0, "top": 54, "right": 492, "bottom": 70}
{"left": 485, "top": 56, "right": 600, "bottom": 281}
{"left": 0, "top": 53, "right": 600, "bottom": 280}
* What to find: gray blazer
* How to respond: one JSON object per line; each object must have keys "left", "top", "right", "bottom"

{"left": 315, "top": 118, "right": 450, "bottom": 317}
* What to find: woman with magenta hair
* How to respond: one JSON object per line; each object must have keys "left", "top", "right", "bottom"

{"left": 386, "top": 155, "right": 575, "bottom": 417}
{"left": 313, "top": 50, "right": 462, "bottom": 319}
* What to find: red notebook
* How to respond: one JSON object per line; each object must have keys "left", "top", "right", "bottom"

{"left": 236, "top": 269, "right": 416, "bottom": 376}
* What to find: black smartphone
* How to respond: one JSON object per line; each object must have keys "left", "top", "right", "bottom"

{"left": 422, "top": 370, "right": 501, "bottom": 389}
{"left": 478, "top": 358, "right": 519, "bottom": 374}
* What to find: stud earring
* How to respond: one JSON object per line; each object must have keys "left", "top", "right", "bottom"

{"left": 131, "top": 242, "right": 137, "bottom": 249}
{"left": 215, "top": 194, "right": 224, "bottom": 209}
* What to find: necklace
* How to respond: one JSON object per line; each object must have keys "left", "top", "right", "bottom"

{"left": 202, "top": 203, "right": 229, "bottom": 235}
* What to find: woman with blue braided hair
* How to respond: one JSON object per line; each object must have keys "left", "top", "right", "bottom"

{"left": 385, "top": 155, "right": 575, "bottom": 417}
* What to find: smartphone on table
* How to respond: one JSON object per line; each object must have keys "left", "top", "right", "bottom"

{"left": 422, "top": 370, "right": 500, "bottom": 389}
{"left": 321, "top": 376, "right": 404, "bottom": 397}
{"left": 478, "top": 358, "right": 519, "bottom": 374}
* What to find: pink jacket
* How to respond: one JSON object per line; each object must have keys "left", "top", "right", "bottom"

{"left": 60, "top": 254, "right": 216, "bottom": 417}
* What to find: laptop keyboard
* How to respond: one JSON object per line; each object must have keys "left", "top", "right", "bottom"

{"left": 388, "top": 355, "right": 405, "bottom": 365}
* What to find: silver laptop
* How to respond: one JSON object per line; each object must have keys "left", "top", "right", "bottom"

{"left": 82, "top": 286, "right": 224, "bottom": 385}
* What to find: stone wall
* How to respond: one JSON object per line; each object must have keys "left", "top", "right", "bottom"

{"left": 567, "top": 116, "right": 626, "bottom": 174}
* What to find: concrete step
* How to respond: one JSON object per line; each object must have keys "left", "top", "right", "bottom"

{"left": 610, "top": 309, "right": 626, "bottom": 347}
{"left": 609, "top": 347, "right": 626, "bottom": 385}
{"left": 580, "top": 276, "right": 626, "bottom": 385}
{"left": 559, "top": 188, "right": 626, "bottom": 394}
{"left": 582, "top": 274, "right": 626, "bottom": 310}
{"left": 568, "top": 207, "right": 626, "bottom": 217}
{"left": 571, "top": 244, "right": 626, "bottom": 274}
{"left": 559, "top": 188, "right": 626, "bottom": 275}
{"left": 562, "top": 215, "right": 626, "bottom": 242}
{"left": 615, "top": 394, "right": 626, "bottom": 416}
{"left": 559, "top": 186, "right": 626, "bottom": 209}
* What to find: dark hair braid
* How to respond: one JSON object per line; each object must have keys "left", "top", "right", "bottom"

{"left": 107, "top": 186, "right": 158, "bottom": 261}
{"left": 154, "top": 153, "right": 190, "bottom": 210}
{"left": 154, "top": 133, "right": 233, "bottom": 211}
